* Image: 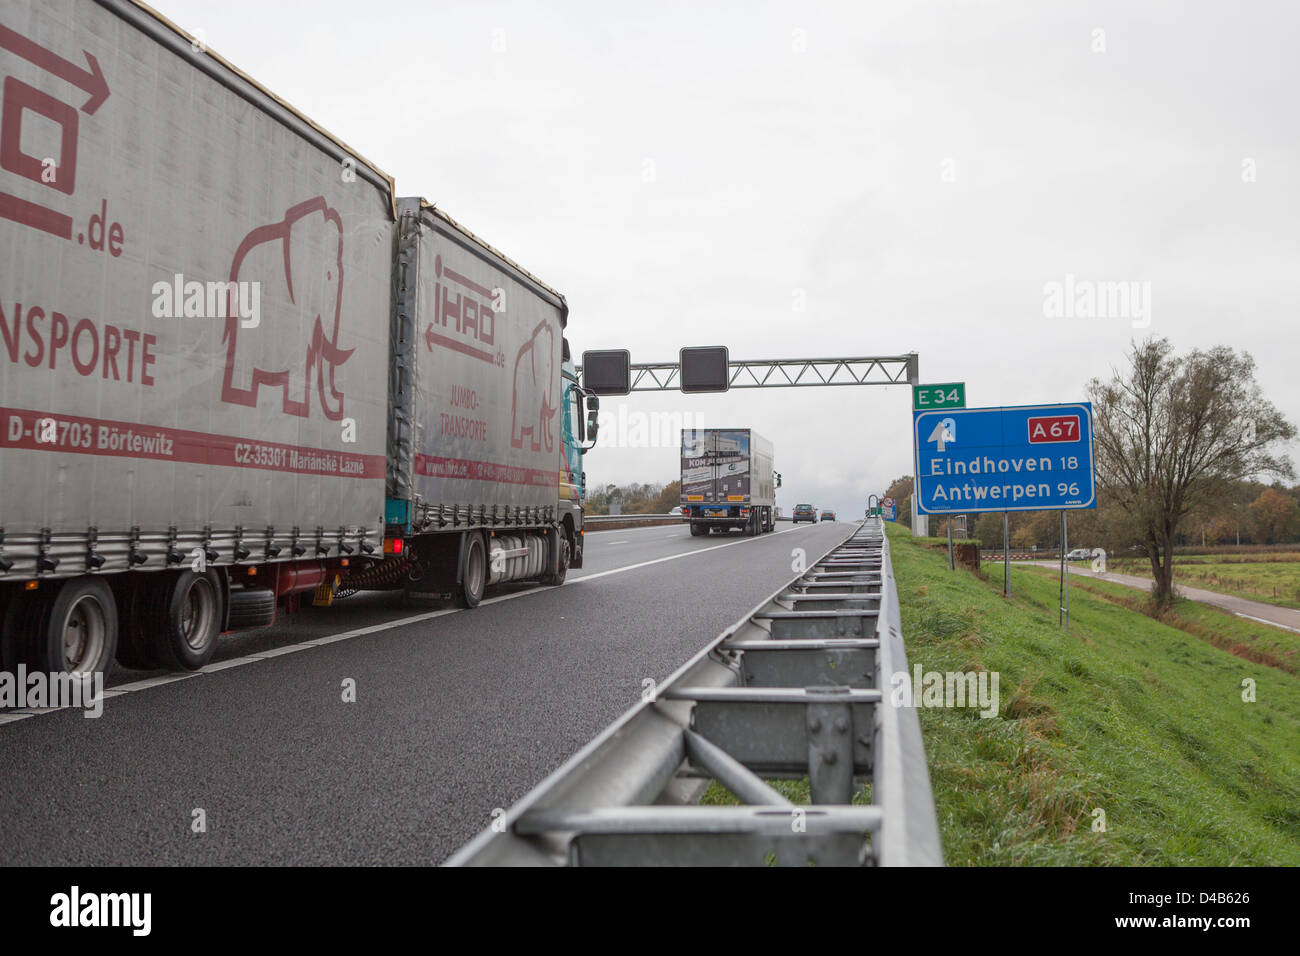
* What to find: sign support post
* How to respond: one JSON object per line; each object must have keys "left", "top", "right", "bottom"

{"left": 1058, "top": 511, "right": 1070, "bottom": 634}
{"left": 1003, "top": 513, "right": 1010, "bottom": 597}
{"left": 947, "top": 519, "right": 954, "bottom": 570}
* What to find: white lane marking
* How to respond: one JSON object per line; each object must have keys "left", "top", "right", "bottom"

{"left": 604, "top": 539, "right": 630, "bottom": 544}
{"left": 2, "top": 524, "right": 824, "bottom": 726}
{"left": 200, "top": 656, "right": 263, "bottom": 673}
{"left": 249, "top": 643, "right": 314, "bottom": 658}
{"left": 1231, "top": 612, "right": 1300, "bottom": 634}
{"left": 569, "top": 526, "right": 802, "bottom": 585}
{"left": 112, "top": 673, "right": 199, "bottom": 692}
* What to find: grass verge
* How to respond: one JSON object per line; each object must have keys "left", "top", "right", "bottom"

{"left": 898, "top": 526, "right": 1299, "bottom": 864}
{"left": 694, "top": 527, "right": 1299, "bottom": 865}
{"left": 1104, "top": 556, "right": 1300, "bottom": 611}
{"left": 1014, "top": 567, "right": 1300, "bottom": 675}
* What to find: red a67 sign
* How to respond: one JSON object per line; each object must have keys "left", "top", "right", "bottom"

{"left": 1027, "top": 415, "right": 1080, "bottom": 443}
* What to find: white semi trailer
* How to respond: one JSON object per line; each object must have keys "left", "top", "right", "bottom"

{"left": 680, "top": 428, "right": 777, "bottom": 536}
{"left": 0, "top": 0, "right": 602, "bottom": 677}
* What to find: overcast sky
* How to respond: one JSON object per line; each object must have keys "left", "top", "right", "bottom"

{"left": 162, "top": 0, "right": 1300, "bottom": 517}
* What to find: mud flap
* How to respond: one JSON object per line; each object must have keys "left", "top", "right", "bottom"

{"left": 546, "top": 526, "right": 562, "bottom": 576}
{"left": 571, "top": 527, "right": 584, "bottom": 569}
{"left": 402, "top": 534, "right": 461, "bottom": 605}
{"left": 313, "top": 574, "right": 340, "bottom": 607}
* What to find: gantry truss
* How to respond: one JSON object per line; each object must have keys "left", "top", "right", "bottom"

{"left": 576, "top": 355, "right": 919, "bottom": 391}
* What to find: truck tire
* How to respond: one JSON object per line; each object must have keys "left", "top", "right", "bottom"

{"left": 541, "top": 530, "right": 570, "bottom": 587}
{"left": 2, "top": 591, "right": 46, "bottom": 672}
{"left": 116, "top": 583, "right": 162, "bottom": 671}
{"left": 690, "top": 523, "right": 703, "bottom": 537}
{"left": 227, "top": 587, "right": 276, "bottom": 630}
{"left": 33, "top": 577, "right": 119, "bottom": 676}
{"left": 148, "top": 571, "right": 225, "bottom": 670}
{"left": 748, "top": 512, "right": 760, "bottom": 537}
{"left": 457, "top": 533, "right": 487, "bottom": 608}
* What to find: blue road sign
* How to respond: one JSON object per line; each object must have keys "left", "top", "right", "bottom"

{"left": 913, "top": 403, "right": 1096, "bottom": 515}
{"left": 883, "top": 502, "right": 898, "bottom": 521}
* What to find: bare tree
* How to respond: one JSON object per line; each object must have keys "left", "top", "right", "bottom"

{"left": 1087, "top": 339, "right": 1295, "bottom": 607}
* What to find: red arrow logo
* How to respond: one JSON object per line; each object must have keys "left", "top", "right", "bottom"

{"left": 425, "top": 323, "right": 436, "bottom": 351}
{"left": 0, "top": 24, "right": 111, "bottom": 114}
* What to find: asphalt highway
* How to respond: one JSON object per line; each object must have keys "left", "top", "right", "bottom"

{"left": 0, "top": 520, "right": 852, "bottom": 865}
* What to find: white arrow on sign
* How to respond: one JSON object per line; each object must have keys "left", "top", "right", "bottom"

{"left": 926, "top": 418, "right": 956, "bottom": 452}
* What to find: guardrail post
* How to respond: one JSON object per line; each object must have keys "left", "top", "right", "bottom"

{"left": 806, "top": 687, "right": 855, "bottom": 804}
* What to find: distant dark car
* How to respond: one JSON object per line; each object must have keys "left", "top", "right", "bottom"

{"left": 793, "top": 504, "right": 816, "bottom": 523}
{"left": 820, "top": 510, "right": 837, "bottom": 522}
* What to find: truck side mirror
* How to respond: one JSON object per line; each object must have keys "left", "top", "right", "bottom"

{"left": 586, "top": 395, "right": 600, "bottom": 442}
{"left": 774, "top": 471, "right": 782, "bottom": 488}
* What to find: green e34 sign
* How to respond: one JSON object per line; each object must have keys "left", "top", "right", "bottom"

{"left": 913, "top": 382, "right": 966, "bottom": 410}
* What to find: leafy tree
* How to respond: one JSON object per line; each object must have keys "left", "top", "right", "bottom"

{"left": 972, "top": 512, "right": 1006, "bottom": 548}
{"left": 650, "top": 481, "right": 681, "bottom": 514}
{"left": 883, "top": 474, "right": 913, "bottom": 530}
{"left": 1205, "top": 514, "right": 1237, "bottom": 545}
{"left": 1249, "top": 486, "right": 1300, "bottom": 544}
{"left": 584, "top": 480, "right": 668, "bottom": 515}
{"left": 1087, "top": 339, "right": 1295, "bottom": 607}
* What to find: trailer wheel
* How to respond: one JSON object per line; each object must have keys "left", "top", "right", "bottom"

{"left": 34, "top": 577, "right": 118, "bottom": 675}
{"left": 228, "top": 587, "right": 276, "bottom": 630}
{"left": 747, "top": 511, "right": 760, "bottom": 537}
{"left": 689, "top": 523, "right": 703, "bottom": 537}
{"left": 458, "top": 533, "right": 487, "bottom": 608}
{"left": 541, "top": 531, "right": 570, "bottom": 587}
{"left": 149, "top": 571, "right": 225, "bottom": 670}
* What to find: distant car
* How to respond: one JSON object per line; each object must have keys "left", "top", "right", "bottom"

{"left": 820, "top": 510, "right": 837, "bottom": 522}
{"left": 669, "top": 506, "right": 683, "bottom": 516}
{"left": 1067, "top": 548, "right": 1092, "bottom": 560}
{"left": 793, "top": 504, "right": 816, "bottom": 523}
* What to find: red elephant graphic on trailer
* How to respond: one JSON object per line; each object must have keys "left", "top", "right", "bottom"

{"left": 221, "top": 197, "right": 352, "bottom": 420}
{"left": 511, "top": 320, "right": 556, "bottom": 453}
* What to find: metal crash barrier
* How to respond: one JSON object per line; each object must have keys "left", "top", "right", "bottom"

{"left": 446, "top": 518, "right": 942, "bottom": 866}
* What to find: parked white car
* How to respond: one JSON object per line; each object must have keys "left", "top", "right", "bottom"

{"left": 1067, "top": 548, "right": 1093, "bottom": 560}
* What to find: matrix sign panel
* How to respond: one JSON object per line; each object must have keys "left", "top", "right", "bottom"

{"left": 680, "top": 347, "right": 730, "bottom": 393}
{"left": 913, "top": 403, "right": 1096, "bottom": 514}
{"left": 582, "top": 350, "right": 631, "bottom": 395}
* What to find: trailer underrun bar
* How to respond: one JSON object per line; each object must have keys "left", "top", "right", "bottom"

{"left": 446, "top": 518, "right": 942, "bottom": 866}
